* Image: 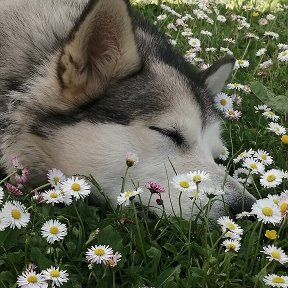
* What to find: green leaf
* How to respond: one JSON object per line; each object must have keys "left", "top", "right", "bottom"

{"left": 154, "top": 266, "right": 180, "bottom": 288}
{"left": 0, "top": 271, "right": 14, "bottom": 283}
{"left": 30, "top": 247, "right": 53, "bottom": 270}
{"left": 97, "top": 225, "right": 122, "bottom": 251}
{"left": 146, "top": 246, "right": 162, "bottom": 272}
{"left": 251, "top": 81, "right": 288, "bottom": 114}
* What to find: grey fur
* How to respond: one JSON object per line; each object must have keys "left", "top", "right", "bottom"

{"left": 0, "top": 0, "right": 254, "bottom": 219}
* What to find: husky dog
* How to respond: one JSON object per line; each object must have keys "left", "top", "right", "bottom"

{"left": 0, "top": 0, "right": 255, "bottom": 219}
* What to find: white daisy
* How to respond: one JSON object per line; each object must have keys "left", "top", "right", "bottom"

{"left": 254, "top": 104, "right": 269, "bottom": 112}
{"left": 223, "top": 230, "right": 242, "bottom": 240}
{"left": 223, "top": 38, "right": 236, "bottom": 44}
{"left": 106, "top": 252, "right": 122, "bottom": 267}
{"left": 1, "top": 201, "right": 30, "bottom": 229}
{"left": 0, "top": 186, "right": 4, "bottom": 204}
{"left": 214, "top": 92, "right": 233, "bottom": 112}
{"left": 236, "top": 211, "right": 251, "bottom": 219}
{"left": 260, "top": 59, "right": 273, "bottom": 69}
{"left": 224, "top": 109, "right": 242, "bottom": 120}
{"left": 227, "top": 83, "right": 245, "bottom": 91}
{"left": 217, "top": 216, "right": 243, "bottom": 235}
{"left": 189, "top": 170, "right": 210, "bottom": 184}
{"left": 200, "top": 30, "right": 212, "bottom": 36}
{"left": 42, "top": 266, "right": 69, "bottom": 287}
{"left": 278, "top": 50, "right": 288, "bottom": 62}
{"left": 41, "top": 219, "right": 68, "bottom": 244}
{"left": 203, "top": 185, "right": 224, "bottom": 199}
{"left": 188, "top": 37, "right": 201, "bottom": 48}
{"left": 171, "top": 173, "right": 196, "bottom": 192}
{"left": 233, "top": 168, "right": 253, "bottom": 185}
{"left": 262, "top": 245, "right": 288, "bottom": 264}
{"left": 256, "top": 48, "right": 267, "bottom": 56}
{"left": 260, "top": 169, "right": 283, "bottom": 188}
{"left": 263, "top": 274, "right": 288, "bottom": 287}
{"left": 263, "top": 110, "right": 280, "bottom": 122}
{"left": 233, "top": 149, "right": 255, "bottom": 163}
{"left": 234, "top": 59, "right": 249, "bottom": 69}
{"left": 220, "top": 47, "right": 234, "bottom": 55}
{"left": 267, "top": 123, "right": 286, "bottom": 135}
{"left": 266, "top": 14, "right": 276, "bottom": 21}
{"left": 243, "top": 157, "right": 265, "bottom": 174}
{"left": 251, "top": 198, "right": 282, "bottom": 224}
{"left": 42, "top": 189, "right": 64, "bottom": 205}
{"left": 17, "top": 270, "right": 48, "bottom": 288}
{"left": 222, "top": 239, "right": 241, "bottom": 252}
{"left": 278, "top": 44, "right": 288, "bottom": 50}
{"left": 60, "top": 176, "right": 91, "bottom": 200}
{"left": 267, "top": 194, "right": 281, "bottom": 205}
{"left": 117, "top": 188, "right": 142, "bottom": 206}
{"left": 85, "top": 244, "right": 114, "bottom": 264}
{"left": 217, "top": 15, "right": 226, "bottom": 22}
{"left": 264, "top": 31, "right": 279, "bottom": 39}
{"left": 218, "top": 146, "right": 229, "bottom": 161}
{"left": 254, "top": 149, "right": 273, "bottom": 165}
{"left": 0, "top": 211, "right": 9, "bottom": 231}
{"left": 47, "top": 168, "right": 66, "bottom": 188}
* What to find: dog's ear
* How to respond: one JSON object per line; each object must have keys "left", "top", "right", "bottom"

{"left": 57, "top": 0, "right": 140, "bottom": 104}
{"left": 201, "top": 55, "right": 235, "bottom": 95}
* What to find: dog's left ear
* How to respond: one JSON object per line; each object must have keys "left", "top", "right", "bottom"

{"left": 57, "top": 0, "right": 141, "bottom": 104}
{"left": 201, "top": 55, "right": 235, "bottom": 95}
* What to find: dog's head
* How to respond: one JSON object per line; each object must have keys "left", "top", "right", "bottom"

{"left": 2, "top": 0, "right": 255, "bottom": 219}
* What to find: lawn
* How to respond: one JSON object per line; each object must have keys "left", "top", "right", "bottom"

{"left": 0, "top": 0, "right": 287, "bottom": 287}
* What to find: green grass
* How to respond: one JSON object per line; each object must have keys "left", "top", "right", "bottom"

{"left": 0, "top": 1, "right": 288, "bottom": 288}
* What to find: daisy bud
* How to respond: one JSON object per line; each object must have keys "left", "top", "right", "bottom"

{"left": 156, "top": 198, "right": 163, "bottom": 205}
{"left": 126, "top": 152, "right": 139, "bottom": 167}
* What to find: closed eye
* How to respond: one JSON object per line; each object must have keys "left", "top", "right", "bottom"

{"left": 149, "top": 126, "right": 185, "bottom": 146}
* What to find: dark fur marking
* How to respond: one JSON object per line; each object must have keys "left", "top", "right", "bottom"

{"left": 29, "top": 68, "right": 167, "bottom": 138}
{"left": 149, "top": 126, "right": 185, "bottom": 147}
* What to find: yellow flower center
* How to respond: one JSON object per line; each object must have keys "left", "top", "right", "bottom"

{"left": 27, "top": 275, "right": 38, "bottom": 283}
{"left": 193, "top": 175, "right": 202, "bottom": 182}
{"left": 262, "top": 207, "right": 273, "bottom": 216}
{"left": 11, "top": 209, "right": 21, "bottom": 219}
{"left": 252, "top": 11, "right": 259, "bottom": 17}
{"left": 71, "top": 183, "right": 80, "bottom": 191}
{"left": 265, "top": 230, "right": 277, "bottom": 240}
{"left": 220, "top": 99, "right": 227, "bottom": 106}
{"left": 227, "top": 223, "right": 236, "bottom": 230}
{"left": 281, "top": 135, "right": 288, "bottom": 145}
{"left": 266, "top": 175, "right": 276, "bottom": 182}
{"left": 271, "top": 250, "right": 281, "bottom": 260}
{"left": 272, "top": 277, "right": 285, "bottom": 283}
{"left": 53, "top": 176, "right": 60, "bottom": 184}
{"left": 238, "top": 60, "right": 245, "bottom": 65}
{"left": 50, "top": 270, "right": 60, "bottom": 278}
{"left": 250, "top": 163, "right": 257, "bottom": 169}
{"left": 179, "top": 181, "right": 190, "bottom": 188}
{"left": 280, "top": 202, "right": 288, "bottom": 213}
{"left": 125, "top": 191, "right": 134, "bottom": 198}
{"left": 268, "top": 111, "right": 274, "bottom": 116}
{"left": 94, "top": 248, "right": 105, "bottom": 256}
{"left": 49, "top": 226, "right": 59, "bottom": 235}
{"left": 261, "top": 154, "right": 267, "bottom": 160}
{"left": 50, "top": 192, "right": 58, "bottom": 198}
{"left": 229, "top": 110, "right": 235, "bottom": 116}
{"left": 227, "top": 243, "right": 236, "bottom": 250}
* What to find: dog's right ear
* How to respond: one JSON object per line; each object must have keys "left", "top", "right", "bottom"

{"left": 57, "top": 0, "right": 141, "bottom": 104}
{"left": 201, "top": 55, "right": 235, "bottom": 96}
